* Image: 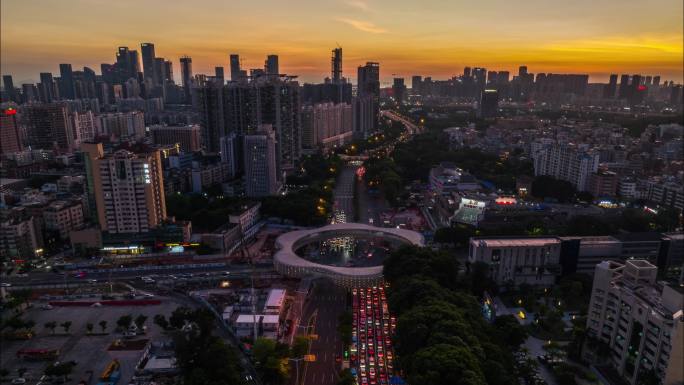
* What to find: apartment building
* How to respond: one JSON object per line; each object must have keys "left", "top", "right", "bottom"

{"left": 586, "top": 260, "right": 683, "bottom": 385}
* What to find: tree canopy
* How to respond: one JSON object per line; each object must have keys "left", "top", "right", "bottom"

{"left": 383, "top": 246, "right": 517, "bottom": 385}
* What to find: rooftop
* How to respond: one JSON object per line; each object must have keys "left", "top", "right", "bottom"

{"left": 473, "top": 237, "right": 561, "bottom": 247}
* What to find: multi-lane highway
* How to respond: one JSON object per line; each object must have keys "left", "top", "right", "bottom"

{"left": 297, "top": 280, "right": 346, "bottom": 385}
{"left": 1, "top": 264, "right": 275, "bottom": 288}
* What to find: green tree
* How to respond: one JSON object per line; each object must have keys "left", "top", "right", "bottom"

{"left": 11, "top": 289, "right": 33, "bottom": 307}
{"left": 134, "top": 314, "right": 148, "bottom": 330}
{"left": 531, "top": 175, "right": 577, "bottom": 202}
{"left": 291, "top": 336, "right": 310, "bottom": 358}
{"left": 407, "top": 344, "right": 487, "bottom": 385}
{"left": 174, "top": 325, "right": 243, "bottom": 385}
{"left": 433, "top": 225, "right": 476, "bottom": 248}
{"left": 252, "top": 337, "right": 290, "bottom": 384}
{"left": 169, "top": 306, "right": 192, "bottom": 329}
{"left": 44, "top": 361, "right": 76, "bottom": 382}
{"left": 99, "top": 320, "right": 107, "bottom": 333}
{"left": 493, "top": 315, "right": 528, "bottom": 348}
{"left": 44, "top": 321, "right": 57, "bottom": 335}
{"left": 60, "top": 321, "right": 72, "bottom": 334}
{"left": 337, "top": 311, "right": 353, "bottom": 349}
{"left": 153, "top": 314, "right": 169, "bottom": 330}
{"left": 383, "top": 246, "right": 460, "bottom": 290}
{"left": 337, "top": 368, "right": 356, "bottom": 385}
{"left": 116, "top": 314, "right": 133, "bottom": 330}
{"left": 85, "top": 323, "right": 94, "bottom": 335}
{"left": 5, "top": 316, "right": 27, "bottom": 330}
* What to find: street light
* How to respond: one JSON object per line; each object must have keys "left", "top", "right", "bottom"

{"left": 288, "top": 357, "right": 304, "bottom": 385}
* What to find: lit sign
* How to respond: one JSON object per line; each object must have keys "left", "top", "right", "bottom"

{"left": 3, "top": 108, "right": 17, "bottom": 116}
{"left": 102, "top": 245, "right": 142, "bottom": 251}
{"left": 143, "top": 163, "right": 151, "bottom": 184}
{"left": 495, "top": 197, "right": 517, "bottom": 205}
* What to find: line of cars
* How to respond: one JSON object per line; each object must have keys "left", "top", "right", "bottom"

{"left": 351, "top": 286, "right": 395, "bottom": 385}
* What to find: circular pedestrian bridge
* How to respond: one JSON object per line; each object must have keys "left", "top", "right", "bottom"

{"left": 273, "top": 223, "right": 424, "bottom": 288}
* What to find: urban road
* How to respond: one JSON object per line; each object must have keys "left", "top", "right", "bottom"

{"left": 2, "top": 264, "right": 275, "bottom": 288}
{"left": 296, "top": 280, "right": 346, "bottom": 385}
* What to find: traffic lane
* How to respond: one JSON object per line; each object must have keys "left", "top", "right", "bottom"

{"left": 4, "top": 265, "right": 272, "bottom": 286}
{"left": 301, "top": 283, "right": 346, "bottom": 385}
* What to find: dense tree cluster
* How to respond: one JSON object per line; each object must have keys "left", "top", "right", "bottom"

{"left": 251, "top": 337, "right": 291, "bottom": 384}
{"left": 262, "top": 153, "right": 340, "bottom": 226}
{"left": 366, "top": 131, "right": 533, "bottom": 195}
{"left": 169, "top": 307, "right": 243, "bottom": 385}
{"left": 384, "top": 246, "right": 527, "bottom": 385}
{"left": 166, "top": 193, "right": 249, "bottom": 232}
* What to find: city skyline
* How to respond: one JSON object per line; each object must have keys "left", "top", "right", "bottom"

{"left": 2, "top": 0, "right": 683, "bottom": 84}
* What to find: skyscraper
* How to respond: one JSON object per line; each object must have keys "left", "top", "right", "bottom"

{"left": 230, "top": 54, "right": 241, "bottom": 81}
{"left": 332, "top": 47, "right": 343, "bottom": 84}
{"left": 22, "top": 84, "right": 38, "bottom": 103}
{"left": 25, "top": 103, "right": 73, "bottom": 150}
{"left": 411, "top": 75, "right": 422, "bottom": 95}
{"left": 618, "top": 74, "right": 631, "bottom": 99}
{"left": 250, "top": 76, "right": 301, "bottom": 171}
{"left": 115, "top": 47, "right": 140, "bottom": 81}
{"left": 479, "top": 89, "right": 499, "bottom": 118}
{"left": 472, "top": 67, "right": 487, "bottom": 90}
{"left": 141, "top": 43, "right": 157, "bottom": 85}
{"left": 82, "top": 143, "right": 167, "bottom": 234}
{"left": 357, "top": 62, "right": 380, "bottom": 130}
{"left": 39, "top": 72, "right": 57, "bottom": 102}
{"left": 2, "top": 75, "right": 16, "bottom": 102}
{"left": 604, "top": 74, "right": 618, "bottom": 99}
{"left": 59, "top": 64, "right": 75, "bottom": 99}
{"left": 215, "top": 66, "right": 225, "bottom": 84}
{"left": 358, "top": 62, "right": 380, "bottom": 98}
{"left": 164, "top": 60, "right": 174, "bottom": 82}
{"left": 180, "top": 56, "right": 193, "bottom": 103}
{"left": 265, "top": 55, "right": 279, "bottom": 76}
{"left": 195, "top": 82, "right": 226, "bottom": 153}
{"left": 244, "top": 125, "right": 279, "bottom": 197}
{"left": 392, "top": 78, "right": 406, "bottom": 103}
{"left": 0, "top": 107, "right": 23, "bottom": 155}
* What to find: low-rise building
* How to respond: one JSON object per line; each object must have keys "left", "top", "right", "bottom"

{"left": 263, "top": 289, "right": 286, "bottom": 315}
{"left": 468, "top": 237, "right": 561, "bottom": 288}
{"left": 235, "top": 314, "right": 280, "bottom": 339}
{"left": 150, "top": 124, "right": 201, "bottom": 153}
{"left": 229, "top": 202, "right": 261, "bottom": 239}
{"left": 199, "top": 222, "right": 241, "bottom": 254}
{"left": 0, "top": 207, "right": 41, "bottom": 259}
{"left": 589, "top": 170, "right": 618, "bottom": 198}
{"left": 429, "top": 162, "right": 480, "bottom": 195}
{"left": 191, "top": 162, "right": 231, "bottom": 193}
{"left": 43, "top": 199, "right": 84, "bottom": 239}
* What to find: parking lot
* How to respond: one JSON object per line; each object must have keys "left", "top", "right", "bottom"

{"left": 351, "top": 286, "right": 395, "bottom": 385}
{"left": 1, "top": 295, "right": 185, "bottom": 385}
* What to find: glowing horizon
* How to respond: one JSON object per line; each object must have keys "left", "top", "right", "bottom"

{"left": 2, "top": 0, "right": 682, "bottom": 85}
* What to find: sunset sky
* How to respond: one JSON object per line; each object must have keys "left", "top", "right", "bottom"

{"left": 2, "top": 0, "right": 683, "bottom": 85}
